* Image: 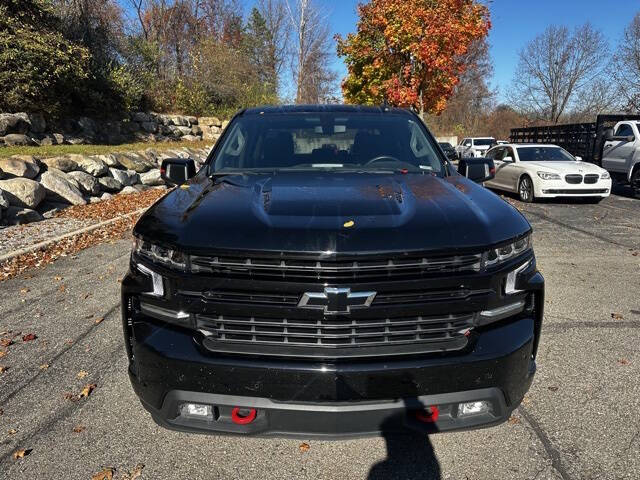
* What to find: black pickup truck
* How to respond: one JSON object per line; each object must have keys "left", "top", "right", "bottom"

{"left": 122, "top": 105, "right": 543, "bottom": 437}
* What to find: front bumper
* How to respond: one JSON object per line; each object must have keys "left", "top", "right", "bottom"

{"left": 535, "top": 178, "right": 612, "bottom": 197}
{"left": 127, "top": 313, "right": 538, "bottom": 437}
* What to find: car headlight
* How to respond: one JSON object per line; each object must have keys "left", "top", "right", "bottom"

{"left": 133, "top": 237, "right": 188, "bottom": 271}
{"left": 600, "top": 171, "right": 610, "bottom": 179}
{"left": 483, "top": 234, "right": 532, "bottom": 268}
{"left": 537, "top": 171, "right": 560, "bottom": 180}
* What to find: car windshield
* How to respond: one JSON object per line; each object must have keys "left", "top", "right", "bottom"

{"left": 474, "top": 139, "right": 495, "bottom": 146}
{"left": 517, "top": 147, "right": 575, "bottom": 162}
{"left": 209, "top": 112, "right": 444, "bottom": 175}
{"left": 439, "top": 142, "right": 453, "bottom": 149}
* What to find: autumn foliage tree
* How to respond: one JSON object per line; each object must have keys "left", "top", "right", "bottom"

{"left": 336, "top": 0, "right": 490, "bottom": 114}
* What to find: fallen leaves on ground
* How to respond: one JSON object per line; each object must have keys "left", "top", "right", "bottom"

{"left": 618, "top": 358, "right": 631, "bottom": 365}
{"left": 8, "top": 428, "right": 17, "bottom": 435}
{"left": 77, "top": 370, "right": 88, "bottom": 379}
{"left": 0, "top": 338, "right": 12, "bottom": 347}
{"left": 508, "top": 415, "right": 520, "bottom": 425}
{"left": 0, "top": 366, "right": 7, "bottom": 373}
{"left": 94, "top": 317, "right": 104, "bottom": 325}
{"left": 0, "top": 351, "right": 7, "bottom": 358}
{"left": 121, "top": 464, "right": 145, "bottom": 480}
{"left": 19, "top": 288, "right": 29, "bottom": 294}
{"left": 79, "top": 383, "right": 97, "bottom": 398}
{"left": 91, "top": 467, "right": 115, "bottom": 480}
{"left": 72, "top": 425, "right": 86, "bottom": 433}
{"left": 39, "top": 363, "right": 49, "bottom": 370}
{"left": 0, "top": 189, "right": 167, "bottom": 282}
{"left": 611, "top": 313, "right": 624, "bottom": 320}
{"left": 299, "top": 442, "right": 311, "bottom": 452}
{"left": 548, "top": 386, "right": 559, "bottom": 392}
{"left": 22, "top": 333, "right": 37, "bottom": 342}
{"left": 12, "top": 449, "right": 30, "bottom": 460}
{"left": 64, "top": 383, "right": 97, "bottom": 401}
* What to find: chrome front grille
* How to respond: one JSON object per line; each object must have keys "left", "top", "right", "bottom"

{"left": 565, "top": 174, "right": 583, "bottom": 184}
{"left": 196, "top": 312, "right": 474, "bottom": 349}
{"left": 190, "top": 253, "right": 482, "bottom": 281}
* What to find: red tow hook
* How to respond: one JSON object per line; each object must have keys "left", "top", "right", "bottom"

{"left": 415, "top": 405, "right": 440, "bottom": 423}
{"left": 231, "top": 407, "right": 257, "bottom": 425}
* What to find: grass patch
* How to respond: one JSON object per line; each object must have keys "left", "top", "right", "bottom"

{"left": 0, "top": 140, "right": 213, "bottom": 158}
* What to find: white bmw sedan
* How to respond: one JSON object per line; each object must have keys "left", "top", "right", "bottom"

{"left": 483, "top": 144, "right": 612, "bottom": 203}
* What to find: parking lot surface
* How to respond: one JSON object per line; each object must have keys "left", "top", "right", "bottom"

{"left": 0, "top": 187, "right": 638, "bottom": 480}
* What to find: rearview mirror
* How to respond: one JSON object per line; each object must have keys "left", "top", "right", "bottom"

{"left": 160, "top": 158, "right": 196, "bottom": 185}
{"left": 458, "top": 157, "right": 495, "bottom": 183}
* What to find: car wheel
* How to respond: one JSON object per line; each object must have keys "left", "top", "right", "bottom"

{"left": 631, "top": 168, "right": 640, "bottom": 198}
{"left": 518, "top": 176, "right": 534, "bottom": 203}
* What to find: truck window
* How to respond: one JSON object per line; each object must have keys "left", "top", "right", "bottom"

{"left": 463, "top": 139, "right": 472, "bottom": 147}
{"left": 614, "top": 124, "right": 634, "bottom": 137}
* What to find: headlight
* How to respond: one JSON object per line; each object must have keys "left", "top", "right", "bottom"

{"left": 537, "top": 171, "right": 560, "bottom": 180}
{"left": 133, "top": 237, "right": 188, "bottom": 270}
{"left": 483, "top": 234, "right": 531, "bottom": 268}
{"left": 600, "top": 171, "right": 610, "bottom": 179}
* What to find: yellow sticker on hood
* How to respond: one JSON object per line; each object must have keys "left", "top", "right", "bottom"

{"left": 343, "top": 220, "right": 355, "bottom": 228}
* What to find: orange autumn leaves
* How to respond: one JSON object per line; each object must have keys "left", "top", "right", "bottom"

{"left": 336, "top": 0, "right": 490, "bottom": 113}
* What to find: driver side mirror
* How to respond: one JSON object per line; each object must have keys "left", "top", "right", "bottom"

{"left": 604, "top": 128, "right": 614, "bottom": 141}
{"left": 160, "top": 158, "right": 196, "bottom": 186}
{"left": 458, "top": 157, "right": 495, "bottom": 183}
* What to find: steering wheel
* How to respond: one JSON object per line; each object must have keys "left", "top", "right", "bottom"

{"left": 364, "top": 155, "right": 401, "bottom": 165}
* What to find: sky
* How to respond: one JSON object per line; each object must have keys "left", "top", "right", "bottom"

{"left": 316, "top": 0, "right": 634, "bottom": 102}
{"left": 121, "top": 0, "right": 635, "bottom": 102}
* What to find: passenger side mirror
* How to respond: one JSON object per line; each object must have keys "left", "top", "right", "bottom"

{"left": 458, "top": 157, "right": 495, "bottom": 183}
{"left": 604, "top": 128, "right": 614, "bottom": 141}
{"left": 160, "top": 158, "right": 197, "bottom": 186}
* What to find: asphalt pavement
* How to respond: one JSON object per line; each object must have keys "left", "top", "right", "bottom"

{"left": 0, "top": 187, "right": 639, "bottom": 480}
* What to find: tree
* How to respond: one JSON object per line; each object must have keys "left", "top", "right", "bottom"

{"left": 336, "top": 0, "right": 490, "bottom": 114}
{"left": 0, "top": 0, "right": 90, "bottom": 115}
{"left": 425, "top": 37, "right": 495, "bottom": 136}
{"left": 286, "top": 0, "right": 337, "bottom": 104}
{"left": 244, "top": 8, "right": 278, "bottom": 96}
{"left": 611, "top": 13, "right": 640, "bottom": 112}
{"left": 508, "top": 24, "right": 610, "bottom": 124}
{"left": 255, "top": 0, "right": 290, "bottom": 97}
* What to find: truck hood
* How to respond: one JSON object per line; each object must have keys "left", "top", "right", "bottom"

{"left": 524, "top": 161, "right": 604, "bottom": 174}
{"left": 135, "top": 172, "right": 530, "bottom": 255}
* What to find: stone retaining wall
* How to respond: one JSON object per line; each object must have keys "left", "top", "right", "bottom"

{"left": 0, "top": 112, "right": 228, "bottom": 147}
{"left": 0, "top": 145, "right": 213, "bottom": 226}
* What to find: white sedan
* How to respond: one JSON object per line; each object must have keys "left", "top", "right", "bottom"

{"left": 483, "top": 144, "right": 612, "bottom": 203}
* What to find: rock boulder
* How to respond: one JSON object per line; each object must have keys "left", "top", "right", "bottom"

{"left": 39, "top": 170, "right": 86, "bottom": 205}
{"left": 0, "top": 178, "right": 46, "bottom": 208}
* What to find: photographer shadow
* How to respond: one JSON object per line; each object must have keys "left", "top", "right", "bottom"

{"left": 367, "top": 398, "right": 442, "bottom": 480}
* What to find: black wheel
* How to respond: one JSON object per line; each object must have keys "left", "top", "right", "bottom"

{"left": 631, "top": 168, "right": 640, "bottom": 199}
{"left": 518, "top": 176, "right": 534, "bottom": 203}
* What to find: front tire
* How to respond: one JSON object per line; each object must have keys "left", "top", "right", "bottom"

{"left": 518, "top": 176, "right": 535, "bottom": 203}
{"left": 631, "top": 168, "right": 640, "bottom": 199}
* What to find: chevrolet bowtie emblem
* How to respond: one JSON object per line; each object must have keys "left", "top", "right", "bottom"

{"left": 298, "top": 287, "right": 376, "bottom": 314}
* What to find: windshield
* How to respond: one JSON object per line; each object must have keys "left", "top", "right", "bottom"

{"left": 209, "top": 113, "right": 444, "bottom": 175}
{"left": 517, "top": 147, "right": 575, "bottom": 162}
{"left": 439, "top": 142, "right": 453, "bottom": 149}
{"left": 474, "top": 139, "right": 495, "bottom": 146}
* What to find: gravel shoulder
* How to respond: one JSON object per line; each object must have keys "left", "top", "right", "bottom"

{"left": 0, "top": 192, "right": 638, "bottom": 479}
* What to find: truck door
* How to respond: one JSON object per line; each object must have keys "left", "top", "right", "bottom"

{"left": 602, "top": 123, "right": 637, "bottom": 173}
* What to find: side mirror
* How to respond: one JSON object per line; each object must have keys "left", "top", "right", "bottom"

{"left": 625, "top": 135, "right": 635, "bottom": 142}
{"left": 458, "top": 157, "right": 495, "bottom": 183}
{"left": 604, "top": 128, "right": 614, "bottom": 141}
{"left": 160, "top": 158, "right": 196, "bottom": 185}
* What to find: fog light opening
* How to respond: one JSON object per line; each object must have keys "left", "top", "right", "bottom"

{"left": 458, "top": 401, "right": 491, "bottom": 417}
{"left": 415, "top": 405, "right": 440, "bottom": 423}
{"left": 231, "top": 407, "right": 257, "bottom": 425}
{"left": 180, "top": 403, "right": 215, "bottom": 421}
